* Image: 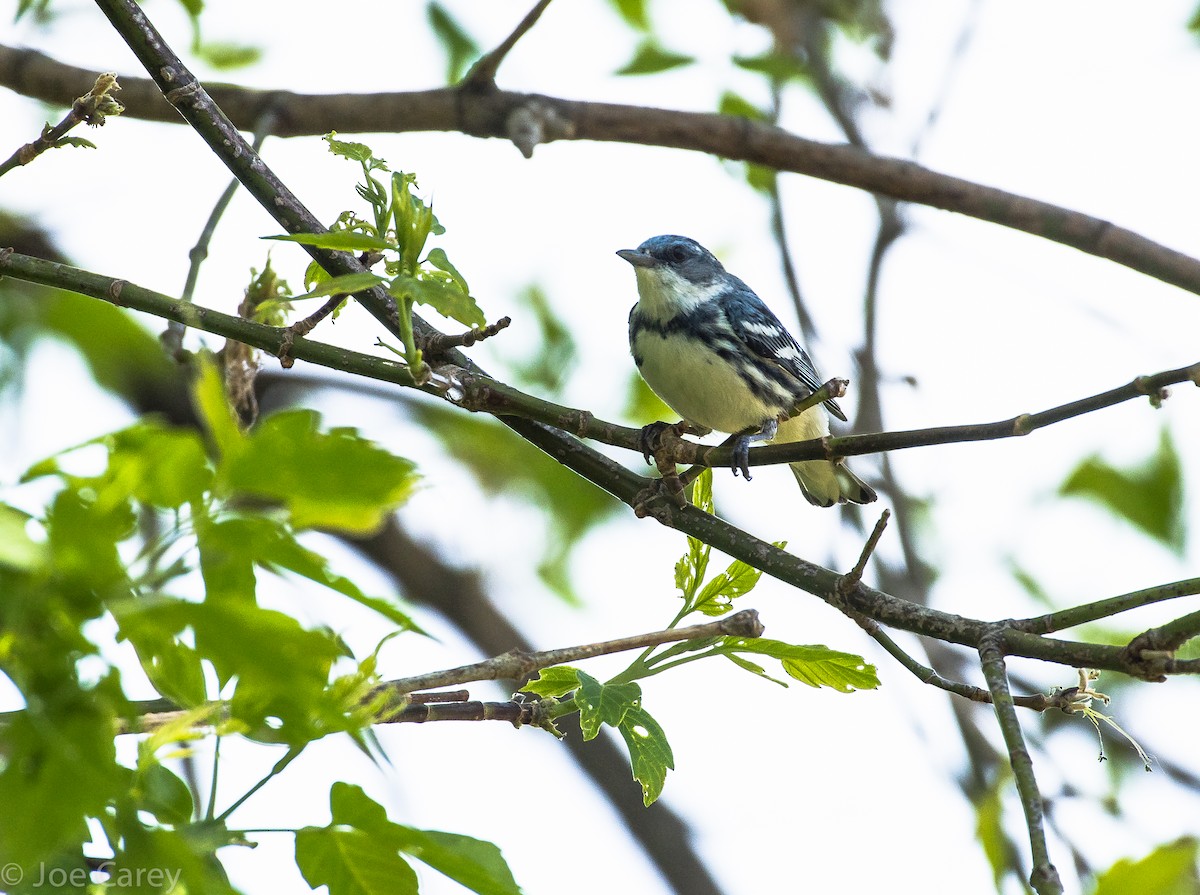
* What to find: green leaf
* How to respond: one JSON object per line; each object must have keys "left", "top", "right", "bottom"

{"left": 974, "top": 771, "right": 1014, "bottom": 891}
{"left": 257, "top": 525, "right": 424, "bottom": 633}
{"left": 507, "top": 285, "right": 576, "bottom": 394}
{"left": 110, "top": 824, "right": 240, "bottom": 895}
{"left": 38, "top": 287, "right": 183, "bottom": 403}
{"left": 520, "top": 666, "right": 581, "bottom": 699}
{"left": 325, "top": 133, "right": 390, "bottom": 170}
{"left": 608, "top": 0, "right": 649, "bottom": 30}
{"left": 567, "top": 677, "right": 673, "bottom": 805}
{"left": 575, "top": 671, "right": 641, "bottom": 740}
{"left": 113, "top": 601, "right": 209, "bottom": 706}
{"left": 721, "top": 638, "right": 879, "bottom": 692}
{"left": 425, "top": 247, "right": 470, "bottom": 292}
{"left": 1060, "top": 428, "right": 1185, "bottom": 555}
{"left": 54, "top": 135, "right": 97, "bottom": 150}
{"left": 264, "top": 231, "right": 394, "bottom": 252}
{"left": 194, "top": 41, "right": 263, "bottom": 70}
{"left": 0, "top": 693, "right": 126, "bottom": 866}
{"left": 135, "top": 763, "right": 195, "bottom": 826}
{"left": 692, "top": 546, "right": 782, "bottom": 617}
{"left": 1007, "top": 558, "right": 1055, "bottom": 608}
{"left": 221, "top": 409, "right": 419, "bottom": 533}
{"left": 128, "top": 595, "right": 346, "bottom": 743}
{"left": 292, "top": 271, "right": 385, "bottom": 300}
{"left": 195, "top": 514, "right": 262, "bottom": 604}
{"left": 388, "top": 828, "right": 521, "bottom": 895}
{"left": 192, "top": 353, "right": 245, "bottom": 459}
{"left": 326, "top": 784, "right": 521, "bottom": 895}
{"left": 615, "top": 39, "right": 694, "bottom": 76}
{"left": 718, "top": 91, "right": 768, "bottom": 122}
{"left": 296, "top": 827, "right": 419, "bottom": 895}
{"left": 733, "top": 52, "right": 812, "bottom": 84}
{"left": 427, "top": 2, "right": 480, "bottom": 83}
{"left": 675, "top": 469, "right": 714, "bottom": 604}
{"left": 0, "top": 503, "right": 45, "bottom": 571}
{"left": 744, "top": 162, "right": 777, "bottom": 194}
{"left": 175, "top": 0, "right": 203, "bottom": 21}
{"left": 1092, "top": 837, "right": 1199, "bottom": 895}
{"left": 617, "top": 704, "right": 674, "bottom": 806}
{"left": 389, "top": 272, "right": 486, "bottom": 329}
{"left": 45, "top": 486, "right": 136, "bottom": 595}
{"left": 724, "top": 651, "right": 789, "bottom": 687}
{"left": 409, "top": 405, "right": 616, "bottom": 601}
{"left": 105, "top": 422, "right": 213, "bottom": 509}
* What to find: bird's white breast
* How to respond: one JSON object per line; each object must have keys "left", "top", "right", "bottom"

{"left": 633, "top": 328, "right": 779, "bottom": 433}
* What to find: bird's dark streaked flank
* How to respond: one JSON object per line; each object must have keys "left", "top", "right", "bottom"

{"left": 618, "top": 234, "right": 876, "bottom": 507}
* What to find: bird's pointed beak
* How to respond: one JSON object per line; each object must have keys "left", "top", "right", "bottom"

{"left": 617, "top": 248, "right": 657, "bottom": 268}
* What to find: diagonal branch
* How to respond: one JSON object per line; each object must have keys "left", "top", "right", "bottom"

{"left": 12, "top": 244, "right": 1197, "bottom": 679}
{"left": 7, "top": 249, "right": 1195, "bottom": 482}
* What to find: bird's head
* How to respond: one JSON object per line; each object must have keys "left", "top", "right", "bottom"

{"left": 617, "top": 235, "right": 728, "bottom": 318}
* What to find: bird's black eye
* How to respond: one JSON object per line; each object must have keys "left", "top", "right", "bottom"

{"left": 667, "top": 245, "right": 689, "bottom": 263}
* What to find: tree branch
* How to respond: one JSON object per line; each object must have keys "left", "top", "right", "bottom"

{"left": 379, "top": 609, "right": 764, "bottom": 695}
{"left": 462, "top": 0, "right": 554, "bottom": 89}
{"left": 3, "top": 248, "right": 1199, "bottom": 679}
{"left": 9, "top": 248, "right": 1193, "bottom": 484}
{"left": 166, "top": 108, "right": 278, "bottom": 358}
{"left": 1017, "top": 577, "right": 1200, "bottom": 635}
{"left": 0, "top": 250, "right": 419, "bottom": 388}
{"left": 979, "top": 634, "right": 1063, "bottom": 895}
{"left": 5, "top": 42, "right": 1200, "bottom": 297}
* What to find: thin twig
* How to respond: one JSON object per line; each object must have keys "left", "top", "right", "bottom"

{"left": 0, "top": 71, "right": 122, "bottom": 178}
{"left": 978, "top": 634, "right": 1063, "bottom": 895}
{"left": 422, "top": 315, "right": 512, "bottom": 357}
{"left": 382, "top": 609, "right": 764, "bottom": 695}
{"left": 164, "top": 109, "right": 278, "bottom": 359}
{"left": 1123, "top": 608, "right": 1200, "bottom": 678}
{"left": 462, "top": 0, "right": 554, "bottom": 88}
{"left": 763, "top": 79, "right": 816, "bottom": 342}
{"left": 855, "top": 619, "right": 1054, "bottom": 710}
{"left": 1017, "top": 577, "right": 1200, "bottom": 635}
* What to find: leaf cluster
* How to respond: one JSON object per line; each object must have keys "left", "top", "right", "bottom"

{"left": 267, "top": 135, "right": 485, "bottom": 379}
{"left": 0, "top": 356, "right": 422, "bottom": 883}
{"left": 522, "top": 471, "right": 878, "bottom": 804}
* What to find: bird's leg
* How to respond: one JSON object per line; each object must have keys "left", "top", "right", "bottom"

{"left": 730, "top": 418, "right": 778, "bottom": 481}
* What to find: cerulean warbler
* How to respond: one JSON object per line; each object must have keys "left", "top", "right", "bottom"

{"left": 618, "top": 234, "right": 876, "bottom": 507}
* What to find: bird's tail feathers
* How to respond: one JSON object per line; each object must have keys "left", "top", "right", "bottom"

{"left": 790, "top": 460, "right": 877, "bottom": 507}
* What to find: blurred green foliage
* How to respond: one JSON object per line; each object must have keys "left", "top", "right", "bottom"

{"left": 1060, "top": 428, "right": 1185, "bottom": 555}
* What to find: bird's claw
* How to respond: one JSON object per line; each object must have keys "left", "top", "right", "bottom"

{"left": 637, "top": 421, "right": 671, "bottom": 465}
{"left": 731, "top": 435, "right": 753, "bottom": 481}
{"left": 632, "top": 475, "right": 687, "bottom": 519}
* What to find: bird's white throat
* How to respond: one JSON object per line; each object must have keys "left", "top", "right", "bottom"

{"left": 633, "top": 267, "right": 725, "bottom": 322}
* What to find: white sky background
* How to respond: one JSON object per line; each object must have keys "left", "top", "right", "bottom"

{"left": 3, "top": 0, "right": 1200, "bottom": 893}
